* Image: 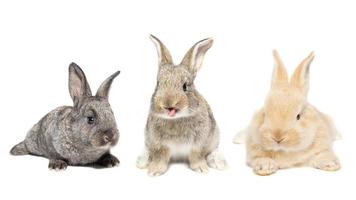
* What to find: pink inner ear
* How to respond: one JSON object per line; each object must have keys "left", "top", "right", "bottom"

{"left": 168, "top": 109, "right": 176, "bottom": 117}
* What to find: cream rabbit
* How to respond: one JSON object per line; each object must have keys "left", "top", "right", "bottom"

{"left": 243, "top": 51, "right": 340, "bottom": 175}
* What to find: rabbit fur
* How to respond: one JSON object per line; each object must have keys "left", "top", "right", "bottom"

{"left": 10, "top": 63, "right": 121, "bottom": 170}
{"left": 242, "top": 51, "right": 340, "bottom": 175}
{"left": 137, "top": 35, "right": 227, "bottom": 176}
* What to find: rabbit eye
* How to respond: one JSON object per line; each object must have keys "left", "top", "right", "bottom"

{"left": 296, "top": 114, "right": 301, "bottom": 120}
{"left": 183, "top": 83, "right": 188, "bottom": 92}
{"left": 87, "top": 116, "right": 95, "bottom": 125}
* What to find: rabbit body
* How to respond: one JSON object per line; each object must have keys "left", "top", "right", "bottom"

{"left": 244, "top": 51, "right": 340, "bottom": 175}
{"left": 137, "top": 35, "right": 226, "bottom": 176}
{"left": 11, "top": 63, "right": 121, "bottom": 170}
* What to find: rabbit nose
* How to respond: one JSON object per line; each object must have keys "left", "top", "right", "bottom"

{"left": 272, "top": 135, "right": 286, "bottom": 144}
{"left": 103, "top": 129, "right": 114, "bottom": 143}
{"left": 273, "top": 137, "right": 286, "bottom": 144}
{"left": 272, "top": 130, "right": 286, "bottom": 144}
{"left": 162, "top": 94, "right": 179, "bottom": 108}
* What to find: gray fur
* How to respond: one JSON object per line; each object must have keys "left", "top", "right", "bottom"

{"left": 10, "top": 63, "right": 120, "bottom": 170}
{"left": 141, "top": 35, "right": 225, "bottom": 176}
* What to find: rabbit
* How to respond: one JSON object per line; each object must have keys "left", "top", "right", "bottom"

{"left": 240, "top": 50, "right": 341, "bottom": 176}
{"left": 10, "top": 63, "right": 121, "bottom": 170}
{"left": 136, "top": 35, "right": 227, "bottom": 176}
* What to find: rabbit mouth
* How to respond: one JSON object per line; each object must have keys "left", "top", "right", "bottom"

{"left": 166, "top": 107, "right": 179, "bottom": 117}
{"left": 155, "top": 107, "right": 192, "bottom": 119}
{"left": 92, "top": 129, "right": 119, "bottom": 147}
{"left": 103, "top": 132, "right": 119, "bottom": 147}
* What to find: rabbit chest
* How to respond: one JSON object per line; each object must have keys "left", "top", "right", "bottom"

{"left": 56, "top": 137, "right": 108, "bottom": 165}
{"left": 154, "top": 121, "right": 200, "bottom": 159}
{"left": 166, "top": 142, "right": 194, "bottom": 159}
{"left": 66, "top": 147, "right": 107, "bottom": 165}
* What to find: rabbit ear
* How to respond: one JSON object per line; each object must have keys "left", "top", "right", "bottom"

{"left": 290, "top": 52, "right": 315, "bottom": 95}
{"left": 68, "top": 63, "right": 92, "bottom": 101}
{"left": 96, "top": 71, "right": 120, "bottom": 99}
{"left": 271, "top": 50, "right": 289, "bottom": 88}
{"left": 150, "top": 34, "right": 173, "bottom": 66}
{"left": 180, "top": 38, "right": 213, "bottom": 76}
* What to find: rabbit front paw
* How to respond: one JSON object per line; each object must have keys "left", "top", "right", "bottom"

{"left": 190, "top": 160, "right": 209, "bottom": 173}
{"left": 147, "top": 161, "right": 168, "bottom": 176}
{"left": 311, "top": 150, "right": 341, "bottom": 171}
{"left": 314, "top": 159, "right": 340, "bottom": 171}
{"left": 48, "top": 159, "right": 68, "bottom": 171}
{"left": 251, "top": 157, "right": 278, "bottom": 176}
{"left": 136, "top": 149, "right": 150, "bottom": 169}
{"left": 207, "top": 149, "right": 227, "bottom": 170}
{"left": 96, "top": 154, "right": 120, "bottom": 168}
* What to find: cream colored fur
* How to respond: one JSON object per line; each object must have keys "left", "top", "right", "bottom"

{"left": 244, "top": 50, "right": 340, "bottom": 175}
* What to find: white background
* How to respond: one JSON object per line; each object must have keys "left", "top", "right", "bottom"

{"left": 0, "top": 0, "right": 355, "bottom": 199}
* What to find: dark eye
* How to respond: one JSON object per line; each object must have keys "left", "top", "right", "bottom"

{"left": 183, "top": 83, "right": 188, "bottom": 92}
{"left": 87, "top": 116, "right": 95, "bottom": 124}
{"left": 296, "top": 114, "right": 301, "bottom": 120}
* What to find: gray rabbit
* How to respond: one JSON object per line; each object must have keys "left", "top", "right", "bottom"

{"left": 137, "top": 35, "right": 227, "bottom": 176}
{"left": 10, "top": 63, "right": 120, "bottom": 170}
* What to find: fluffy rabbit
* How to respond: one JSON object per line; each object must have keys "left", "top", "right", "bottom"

{"left": 10, "top": 63, "right": 120, "bottom": 170}
{"left": 241, "top": 50, "right": 341, "bottom": 175}
{"left": 136, "top": 35, "right": 227, "bottom": 176}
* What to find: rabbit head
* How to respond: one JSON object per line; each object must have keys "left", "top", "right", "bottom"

{"left": 68, "top": 63, "right": 120, "bottom": 148}
{"left": 149, "top": 35, "right": 213, "bottom": 119}
{"left": 259, "top": 50, "right": 317, "bottom": 152}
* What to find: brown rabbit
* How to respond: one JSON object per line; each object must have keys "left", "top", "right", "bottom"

{"left": 137, "top": 35, "right": 227, "bottom": 176}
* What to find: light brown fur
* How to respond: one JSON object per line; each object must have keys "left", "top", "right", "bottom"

{"left": 245, "top": 51, "right": 340, "bottom": 175}
{"left": 137, "top": 35, "right": 226, "bottom": 176}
